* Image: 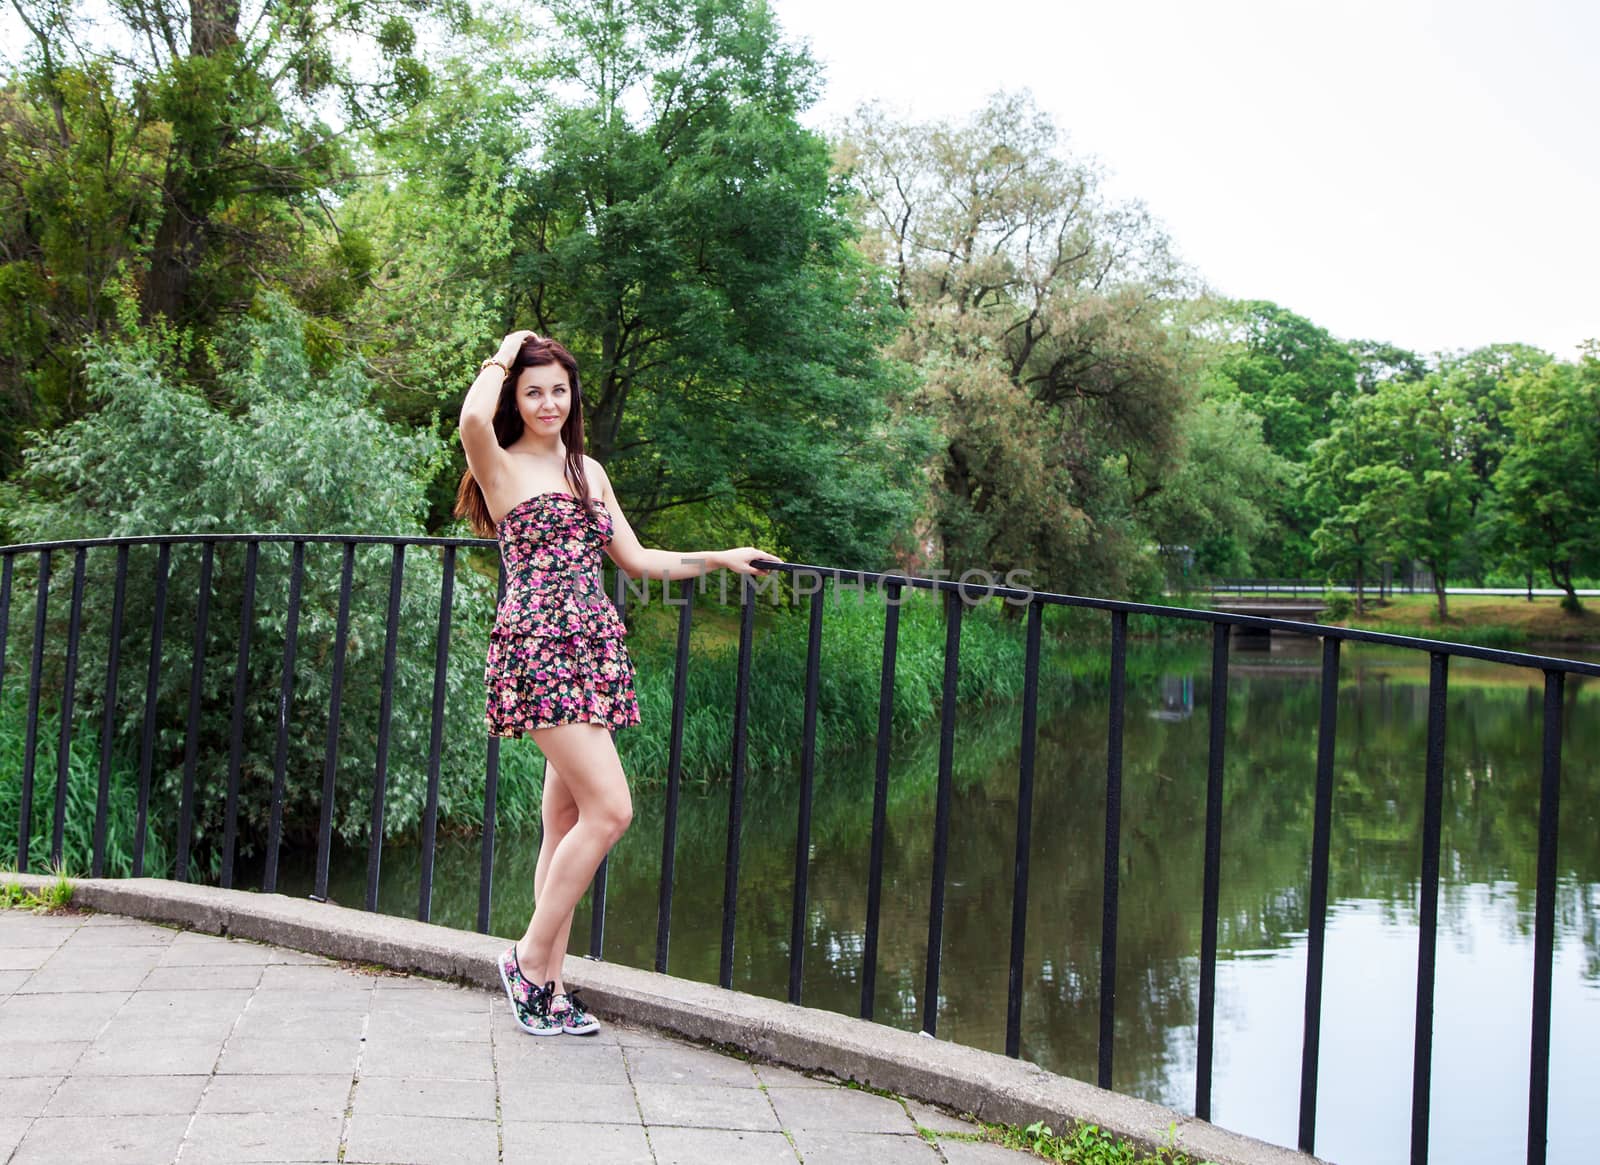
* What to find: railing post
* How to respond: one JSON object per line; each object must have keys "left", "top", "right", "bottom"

{"left": 1004, "top": 599, "right": 1043, "bottom": 1058}
{"left": 479, "top": 563, "right": 508, "bottom": 935}
{"left": 365, "top": 543, "right": 406, "bottom": 912}
{"left": 1526, "top": 670, "right": 1563, "bottom": 1165}
{"left": 861, "top": 577, "right": 903, "bottom": 1020}
{"left": 1097, "top": 609, "right": 1127, "bottom": 1089}
{"left": 263, "top": 541, "right": 304, "bottom": 895}
{"left": 654, "top": 577, "right": 695, "bottom": 972}
{"left": 0, "top": 555, "right": 11, "bottom": 722}
{"left": 1196, "top": 620, "right": 1231, "bottom": 1118}
{"left": 921, "top": 587, "right": 964, "bottom": 1036}
{"left": 0, "top": 554, "right": 12, "bottom": 857}
{"left": 17, "top": 549, "right": 51, "bottom": 872}
{"left": 51, "top": 547, "right": 88, "bottom": 869}
{"left": 719, "top": 574, "right": 756, "bottom": 989}
{"left": 220, "top": 541, "right": 258, "bottom": 888}
{"left": 588, "top": 852, "right": 609, "bottom": 959}
{"left": 313, "top": 541, "right": 357, "bottom": 902}
{"left": 175, "top": 541, "right": 215, "bottom": 883}
{"left": 92, "top": 545, "right": 130, "bottom": 877}
{"left": 1299, "top": 635, "right": 1340, "bottom": 1153}
{"left": 1410, "top": 653, "right": 1449, "bottom": 1165}
{"left": 134, "top": 544, "right": 170, "bottom": 878}
{"left": 788, "top": 577, "right": 825, "bottom": 1005}
{"left": 417, "top": 544, "right": 454, "bottom": 923}
{"left": 590, "top": 571, "right": 623, "bottom": 957}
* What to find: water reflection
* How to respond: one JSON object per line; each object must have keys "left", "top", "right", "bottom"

{"left": 280, "top": 638, "right": 1600, "bottom": 1163}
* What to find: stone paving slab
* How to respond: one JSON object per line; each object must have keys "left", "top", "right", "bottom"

{"left": 196, "top": 1073, "right": 352, "bottom": 1116}
{"left": 343, "top": 1113, "right": 499, "bottom": 1165}
{"left": 0, "top": 1079, "right": 57, "bottom": 1120}
{"left": 789, "top": 1129, "right": 944, "bottom": 1163}
{"left": 11, "top": 1114, "right": 191, "bottom": 1165}
{"left": 647, "top": 1126, "right": 798, "bottom": 1165}
{"left": 0, "top": 1041, "right": 90, "bottom": 1076}
{"left": 352, "top": 1075, "right": 499, "bottom": 1120}
{"left": 182, "top": 1111, "right": 346, "bottom": 1165}
{"left": 0, "top": 908, "right": 1046, "bottom": 1164}
{"left": 503, "top": 1120, "right": 655, "bottom": 1163}
{"left": 43, "top": 1074, "right": 210, "bottom": 1117}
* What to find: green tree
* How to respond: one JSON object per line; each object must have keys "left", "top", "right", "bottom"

{"left": 1429, "top": 344, "right": 1552, "bottom": 581}
{"left": 841, "top": 92, "right": 1194, "bottom": 595}
{"left": 0, "top": 0, "right": 448, "bottom": 472}
{"left": 1209, "top": 301, "right": 1359, "bottom": 464}
{"left": 3, "top": 298, "right": 499, "bottom": 867}
{"left": 1307, "top": 392, "right": 1405, "bottom": 613}
{"left": 1349, "top": 338, "right": 1427, "bottom": 393}
{"left": 1142, "top": 396, "right": 1290, "bottom": 581}
{"left": 1364, "top": 376, "right": 1484, "bottom": 620}
{"left": 1203, "top": 301, "right": 1362, "bottom": 576}
{"left": 0, "top": 65, "right": 166, "bottom": 475}
{"left": 1489, "top": 347, "right": 1600, "bottom": 609}
{"left": 354, "top": 0, "right": 922, "bottom": 564}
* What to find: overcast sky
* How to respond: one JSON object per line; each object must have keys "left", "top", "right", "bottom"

{"left": 771, "top": 0, "right": 1599, "bottom": 361}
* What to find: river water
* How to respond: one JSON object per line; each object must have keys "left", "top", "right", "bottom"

{"left": 282, "top": 636, "right": 1599, "bottom": 1163}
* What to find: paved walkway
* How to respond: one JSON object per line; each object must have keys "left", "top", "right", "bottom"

{"left": 0, "top": 908, "right": 1027, "bottom": 1164}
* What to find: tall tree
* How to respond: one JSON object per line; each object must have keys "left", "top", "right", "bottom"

{"left": 1489, "top": 347, "right": 1600, "bottom": 609}
{"left": 357, "top": 0, "right": 923, "bottom": 563}
{"left": 841, "top": 92, "right": 1194, "bottom": 595}
{"left": 0, "top": 64, "right": 166, "bottom": 474}
{"left": 1142, "top": 396, "right": 1290, "bottom": 581}
{"left": 1210, "top": 301, "right": 1359, "bottom": 465}
{"left": 0, "top": 0, "right": 448, "bottom": 472}
{"left": 1203, "top": 301, "right": 1366, "bottom": 577}
{"left": 1360, "top": 376, "right": 1484, "bottom": 620}
{"left": 1349, "top": 338, "right": 1427, "bottom": 393}
{"left": 1306, "top": 392, "right": 1404, "bottom": 612}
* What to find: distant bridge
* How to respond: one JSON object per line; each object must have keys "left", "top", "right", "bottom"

{"left": 1206, "top": 598, "right": 1326, "bottom": 642}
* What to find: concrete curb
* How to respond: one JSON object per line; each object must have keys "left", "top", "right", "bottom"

{"left": 5, "top": 873, "right": 1325, "bottom": 1165}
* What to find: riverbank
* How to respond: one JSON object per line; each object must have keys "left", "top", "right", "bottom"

{"left": 1331, "top": 593, "right": 1600, "bottom": 647}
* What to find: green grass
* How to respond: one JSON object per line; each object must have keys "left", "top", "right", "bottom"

{"left": 613, "top": 583, "right": 1048, "bottom": 792}
{"left": 0, "top": 867, "right": 75, "bottom": 912}
{"left": 1339, "top": 621, "right": 1530, "bottom": 648}
{"left": 915, "top": 1117, "right": 1211, "bottom": 1164}
{"left": 0, "top": 685, "right": 168, "bottom": 880}
{"left": 1336, "top": 593, "right": 1600, "bottom": 645}
{"left": 981, "top": 1119, "right": 1209, "bottom": 1164}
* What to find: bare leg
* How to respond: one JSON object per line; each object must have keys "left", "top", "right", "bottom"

{"left": 512, "top": 722, "right": 632, "bottom": 988}
{"left": 525, "top": 761, "right": 578, "bottom": 995}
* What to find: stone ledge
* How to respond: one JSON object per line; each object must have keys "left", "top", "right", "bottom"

{"left": 2, "top": 873, "right": 1324, "bottom": 1165}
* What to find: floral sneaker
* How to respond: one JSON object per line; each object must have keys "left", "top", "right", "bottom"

{"left": 551, "top": 988, "right": 602, "bottom": 1036}
{"left": 497, "top": 946, "right": 562, "bottom": 1036}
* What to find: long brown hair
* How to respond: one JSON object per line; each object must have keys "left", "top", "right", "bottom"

{"left": 454, "top": 336, "right": 597, "bottom": 538}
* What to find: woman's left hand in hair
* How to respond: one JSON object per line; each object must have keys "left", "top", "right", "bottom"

{"left": 718, "top": 547, "right": 778, "bottom": 576}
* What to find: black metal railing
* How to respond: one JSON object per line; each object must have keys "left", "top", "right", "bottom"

{"left": 1, "top": 531, "right": 1592, "bottom": 1165}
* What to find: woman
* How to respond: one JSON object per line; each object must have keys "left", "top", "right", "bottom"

{"left": 457, "top": 329, "right": 772, "bottom": 1036}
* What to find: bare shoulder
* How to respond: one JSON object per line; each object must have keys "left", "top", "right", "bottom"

{"left": 584, "top": 455, "right": 612, "bottom": 495}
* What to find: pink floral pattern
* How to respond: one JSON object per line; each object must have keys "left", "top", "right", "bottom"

{"left": 485, "top": 491, "right": 641, "bottom": 737}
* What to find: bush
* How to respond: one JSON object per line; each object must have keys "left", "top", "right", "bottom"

{"left": 1321, "top": 589, "right": 1354, "bottom": 622}
{"left": 3, "top": 297, "right": 498, "bottom": 874}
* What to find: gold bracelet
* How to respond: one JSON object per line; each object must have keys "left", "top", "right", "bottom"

{"left": 479, "top": 357, "right": 510, "bottom": 375}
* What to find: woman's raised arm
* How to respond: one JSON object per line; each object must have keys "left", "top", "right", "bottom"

{"left": 459, "top": 330, "right": 537, "bottom": 489}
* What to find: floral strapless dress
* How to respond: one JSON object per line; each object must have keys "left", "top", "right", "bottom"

{"left": 485, "top": 492, "right": 641, "bottom": 737}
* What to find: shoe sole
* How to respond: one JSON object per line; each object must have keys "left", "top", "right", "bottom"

{"left": 498, "top": 954, "right": 562, "bottom": 1037}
